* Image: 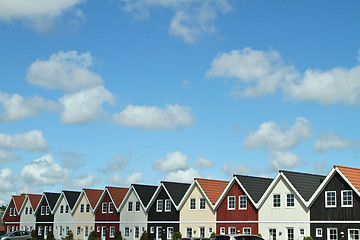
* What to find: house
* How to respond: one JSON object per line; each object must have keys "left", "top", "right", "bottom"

{"left": 3, "top": 195, "right": 26, "bottom": 233}
{"left": 72, "top": 188, "right": 103, "bottom": 240}
{"left": 215, "top": 174, "right": 272, "bottom": 236}
{"left": 147, "top": 181, "right": 191, "bottom": 240}
{"left": 257, "top": 170, "right": 325, "bottom": 240}
{"left": 53, "top": 190, "right": 81, "bottom": 239}
{"left": 119, "top": 184, "right": 158, "bottom": 240}
{"left": 94, "top": 186, "right": 128, "bottom": 240}
{"left": 19, "top": 194, "right": 42, "bottom": 232}
{"left": 178, "top": 178, "right": 228, "bottom": 239}
{"left": 309, "top": 165, "right": 360, "bottom": 240}
{"left": 35, "top": 192, "right": 61, "bottom": 239}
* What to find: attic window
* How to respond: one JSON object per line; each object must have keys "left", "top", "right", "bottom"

{"left": 342, "top": 190, "right": 353, "bottom": 207}
{"left": 273, "top": 194, "right": 281, "bottom": 208}
{"left": 325, "top": 191, "right": 336, "bottom": 208}
{"left": 199, "top": 198, "right": 206, "bottom": 210}
{"left": 86, "top": 204, "right": 90, "bottom": 213}
{"left": 102, "top": 202, "right": 107, "bottom": 213}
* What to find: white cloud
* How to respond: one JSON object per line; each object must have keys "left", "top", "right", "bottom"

{"left": 20, "top": 154, "right": 70, "bottom": 186}
{"left": 113, "top": 104, "right": 194, "bottom": 130}
{"left": 0, "top": 0, "right": 85, "bottom": 31}
{"left": 0, "top": 130, "right": 48, "bottom": 151}
{"left": 165, "top": 168, "right": 200, "bottom": 183}
{"left": 0, "top": 150, "right": 19, "bottom": 163}
{"left": 243, "top": 117, "right": 311, "bottom": 150}
{"left": 99, "top": 155, "right": 129, "bottom": 174}
{"left": 27, "top": 51, "right": 103, "bottom": 92}
{"left": 109, "top": 172, "right": 143, "bottom": 186}
{"left": 60, "top": 86, "right": 115, "bottom": 124}
{"left": 221, "top": 163, "right": 253, "bottom": 177}
{"left": 313, "top": 132, "right": 356, "bottom": 152}
{"left": 153, "top": 151, "right": 189, "bottom": 172}
{"left": 0, "top": 168, "right": 16, "bottom": 191}
{"left": 0, "top": 92, "right": 60, "bottom": 122}
{"left": 72, "top": 174, "right": 99, "bottom": 189}
{"left": 269, "top": 151, "right": 302, "bottom": 171}
{"left": 195, "top": 157, "right": 215, "bottom": 168}
{"left": 125, "top": 172, "right": 143, "bottom": 185}
{"left": 313, "top": 161, "right": 330, "bottom": 175}
{"left": 120, "top": 0, "right": 231, "bottom": 43}
{"left": 57, "top": 151, "right": 85, "bottom": 169}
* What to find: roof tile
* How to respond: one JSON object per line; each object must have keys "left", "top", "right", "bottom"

{"left": 195, "top": 178, "right": 228, "bottom": 205}
{"left": 335, "top": 165, "right": 360, "bottom": 193}
{"left": 84, "top": 188, "right": 103, "bottom": 209}
{"left": 106, "top": 186, "right": 129, "bottom": 208}
{"left": 13, "top": 195, "right": 26, "bottom": 211}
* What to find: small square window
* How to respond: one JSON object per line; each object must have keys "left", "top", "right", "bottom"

{"left": 316, "top": 228, "right": 322, "bottom": 237}
{"left": 243, "top": 228, "right": 251, "bottom": 235}
{"left": 220, "top": 227, "right": 225, "bottom": 234}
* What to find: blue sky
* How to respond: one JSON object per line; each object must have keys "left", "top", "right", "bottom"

{"left": 1, "top": 0, "right": 360, "bottom": 204}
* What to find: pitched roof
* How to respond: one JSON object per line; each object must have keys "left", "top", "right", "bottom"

{"left": 44, "top": 192, "right": 61, "bottom": 211}
{"left": 63, "top": 190, "right": 81, "bottom": 210}
{"left": 133, "top": 184, "right": 158, "bottom": 207}
{"left": 234, "top": 175, "right": 273, "bottom": 203}
{"left": 281, "top": 170, "right": 326, "bottom": 201}
{"left": 13, "top": 195, "right": 26, "bottom": 212}
{"left": 83, "top": 188, "right": 103, "bottom": 209}
{"left": 162, "top": 181, "right": 190, "bottom": 206}
{"left": 195, "top": 178, "right": 229, "bottom": 205}
{"left": 27, "top": 194, "right": 42, "bottom": 210}
{"left": 335, "top": 165, "right": 360, "bottom": 193}
{"left": 106, "top": 186, "right": 129, "bottom": 208}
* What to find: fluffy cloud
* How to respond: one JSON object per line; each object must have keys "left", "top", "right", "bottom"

{"left": 165, "top": 168, "right": 200, "bottom": 183}
{"left": 269, "top": 151, "right": 302, "bottom": 171}
{"left": 125, "top": 172, "right": 143, "bottom": 185}
{"left": 0, "top": 0, "right": 85, "bottom": 31}
{"left": 0, "top": 92, "right": 60, "bottom": 123}
{"left": 243, "top": 117, "right": 311, "bottom": 150}
{"left": 20, "top": 154, "right": 70, "bottom": 186}
{"left": 99, "top": 155, "right": 129, "bottom": 174}
{"left": 113, "top": 104, "right": 194, "bottom": 130}
{"left": 0, "top": 150, "right": 19, "bottom": 163}
{"left": 0, "top": 130, "right": 48, "bottom": 151}
{"left": 27, "top": 51, "right": 103, "bottom": 92}
{"left": 120, "top": 0, "right": 231, "bottom": 43}
{"left": 153, "top": 151, "right": 189, "bottom": 172}
{"left": 0, "top": 168, "right": 16, "bottom": 191}
{"left": 109, "top": 172, "right": 143, "bottom": 186}
{"left": 313, "top": 132, "right": 356, "bottom": 152}
{"left": 313, "top": 161, "right": 330, "bottom": 175}
{"left": 195, "top": 157, "right": 215, "bottom": 168}
{"left": 60, "top": 86, "right": 115, "bottom": 124}
{"left": 72, "top": 174, "right": 99, "bottom": 189}
{"left": 221, "top": 163, "right": 253, "bottom": 177}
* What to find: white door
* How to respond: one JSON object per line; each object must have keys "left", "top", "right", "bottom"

{"left": 101, "top": 226, "right": 107, "bottom": 240}
{"left": 44, "top": 226, "right": 48, "bottom": 239}
{"left": 84, "top": 226, "right": 89, "bottom": 240}
{"left": 156, "top": 227, "right": 162, "bottom": 240}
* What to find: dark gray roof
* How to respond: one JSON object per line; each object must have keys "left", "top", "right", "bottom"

{"left": 281, "top": 170, "right": 326, "bottom": 201}
{"left": 63, "top": 190, "right": 81, "bottom": 210}
{"left": 234, "top": 175, "right": 273, "bottom": 203}
{"left": 44, "top": 192, "right": 61, "bottom": 211}
{"left": 133, "top": 184, "right": 157, "bottom": 207}
{"left": 162, "top": 181, "right": 191, "bottom": 206}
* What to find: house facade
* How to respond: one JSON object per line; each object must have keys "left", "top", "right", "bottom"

{"left": 19, "top": 194, "right": 42, "bottom": 232}
{"left": 35, "top": 192, "right": 60, "bottom": 239}
{"left": 3, "top": 195, "right": 26, "bottom": 234}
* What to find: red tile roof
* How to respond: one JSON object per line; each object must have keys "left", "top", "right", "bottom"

{"left": 106, "top": 187, "right": 129, "bottom": 208}
{"left": 335, "top": 165, "right": 360, "bottom": 193}
{"left": 84, "top": 189, "right": 103, "bottom": 209}
{"left": 195, "top": 178, "right": 229, "bottom": 205}
{"left": 27, "top": 194, "right": 43, "bottom": 210}
{"left": 12, "top": 195, "right": 26, "bottom": 211}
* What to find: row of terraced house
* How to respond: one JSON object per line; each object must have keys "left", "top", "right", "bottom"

{"left": 3, "top": 165, "right": 360, "bottom": 240}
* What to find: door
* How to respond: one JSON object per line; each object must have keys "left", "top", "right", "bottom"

{"left": 84, "top": 226, "right": 89, "bottom": 240}
{"left": 269, "top": 228, "right": 276, "bottom": 240}
{"left": 44, "top": 226, "right": 48, "bottom": 239}
{"left": 156, "top": 227, "right": 162, "bottom": 240}
{"left": 287, "top": 228, "right": 294, "bottom": 240}
{"left": 134, "top": 227, "right": 140, "bottom": 240}
{"left": 101, "top": 226, "right": 106, "bottom": 240}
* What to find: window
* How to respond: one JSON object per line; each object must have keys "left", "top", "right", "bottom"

{"left": 38, "top": 226, "right": 43, "bottom": 236}
{"left": 190, "top": 198, "right": 196, "bottom": 210}
{"left": 46, "top": 206, "right": 50, "bottom": 215}
{"left": 157, "top": 200, "right": 163, "bottom": 212}
{"left": 134, "top": 227, "right": 139, "bottom": 239}
{"left": 243, "top": 228, "right": 251, "bottom": 235}
{"left": 84, "top": 227, "right": 88, "bottom": 238}
{"left": 328, "top": 228, "right": 338, "bottom": 240}
{"left": 348, "top": 229, "right": 359, "bottom": 240}
{"left": 199, "top": 198, "right": 206, "bottom": 210}
{"left": 273, "top": 194, "right": 281, "bottom": 208}
{"left": 97, "top": 226, "right": 100, "bottom": 232}
{"left": 199, "top": 227, "right": 205, "bottom": 238}
{"left": 29, "top": 207, "right": 32, "bottom": 214}
{"left": 228, "top": 196, "right": 235, "bottom": 210}
{"left": 150, "top": 227, "right": 154, "bottom": 234}
{"left": 14, "top": 210, "right": 16, "bottom": 216}
{"left": 165, "top": 199, "right": 171, "bottom": 212}
{"left": 208, "top": 228, "right": 213, "bottom": 234}
{"left": 66, "top": 227, "right": 69, "bottom": 235}
{"left": 167, "top": 227, "right": 174, "bottom": 239}
{"left": 60, "top": 226, "right": 63, "bottom": 236}
{"left": 25, "top": 207, "right": 28, "bottom": 215}
{"left": 299, "top": 228, "right": 305, "bottom": 236}
{"left": 60, "top": 205, "right": 64, "bottom": 213}
{"left": 316, "top": 228, "right": 322, "bottom": 237}
{"left": 342, "top": 190, "right": 353, "bottom": 207}
{"left": 65, "top": 205, "right": 69, "bottom": 213}
{"left": 287, "top": 228, "right": 294, "bottom": 240}
{"left": 286, "top": 193, "right": 295, "bottom": 207}
{"left": 125, "top": 228, "right": 130, "bottom": 237}
{"left": 128, "top": 202, "right": 133, "bottom": 212}
{"left": 228, "top": 227, "right": 236, "bottom": 234}
{"left": 77, "top": 227, "right": 81, "bottom": 236}
{"left": 326, "top": 191, "right": 336, "bottom": 208}
{"left": 102, "top": 202, "right": 107, "bottom": 213}
{"left": 220, "top": 228, "right": 225, "bottom": 234}
{"left": 156, "top": 227, "right": 162, "bottom": 240}
{"left": 108, "top": 202, "right": 114, "bottom": 213}
{"left": 135, "top": 201, "right": 141, "bottom": 212}
{"left": 269, "top": 229, "right": 276, "bottom": 240}
{"left": 9, "top": 208, "right": 13, "bottom": 216}
{"left": 239, "top": 195, "right": 247, "bottom": 209}
{"left": 80, "top": 204, "right": 84, "bottom": 213}
{"left": 41, "top": 206, "right": 45, "bottom": 215}
{"left": 186, "top": 228, "right": 192, "bottom": 238}
{"left": 110, "top": 227, "right": 115, "bottom": 238}
{"left": 86, "top": 204, "right": 90, "bottom": 213}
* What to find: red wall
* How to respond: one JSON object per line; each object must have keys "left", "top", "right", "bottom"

{"left": 216, "top": 182, "right": 258, "bottom": 235}
{"left": 3, "top": 199, "right": 20, "bottom": 234}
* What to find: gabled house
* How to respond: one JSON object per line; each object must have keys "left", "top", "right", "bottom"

{"left": 215, "top": 175, "right": 272, "bottom": 236}
{"left": 309, "top": 165, "right": 360, "bottom": 240}
{"left": 178, "top": 178, "right": 228, "bottom": 239}
{"left": 94, "top": 186, "right": 128, "bottom": 240}
{"left": 35, "top": 192, "right": 61, "bottom": 239}
{"left": 147, "top": 181, "right": 190, "bottom": 240}
{"left": 257, "top": 170, "right": 325, "bottom": 240}
{"left": 72, "top": 188, "right": 103, "bottom": 240}
{"left": 3, "top": 195, "right": 26, "bottom": 233}
{"left": 53, "top": 190, "right": 81, "bottom": 239}
{"left": 119, "top": 184, "right": 157, "bottom": 240}
{"left": 19, "top": 194, "right": 42, "bottom": 232}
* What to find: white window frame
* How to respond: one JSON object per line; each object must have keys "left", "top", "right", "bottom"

{"left": 273, "top": 194, "right": 281, "bottom": 208}
{"left": 316, "top": 228, "right": 322, "bottom": 237}
{"left": 341, "top": 190, "right": 353, "bottom": 207}
{"left": 286, "top": 193, "right": 295, "bottom": 208}
{"left": 239, "top": 195, "right": 247, "bottom": 210}
{"left": 25, "top": 207, "right": 28, "bottom": 215}
{"left": 80, "top": 204, "right": 84, "bottom": 213}
{"left": 29, "top": 207, "right": 32, "bottom": 214}
{"left": 128, "top": 201, "right": 133, "bottom": 212}
{"left": 299, "top": 228, "right": 305, "bottom": 236}
{"left": 269, "top": 228, "right": 276, "bottom": 240}
{"left": 327, "top": 228, "right": 338, "bottom": 240}
{"left": 220, "top": 227, "right": 225, "bottom": 234}
{"left": 65, "top": 205, "right": 69, "bottom": 213}
{"left": 165, "top": 199, "right": 171, "bottom": 212}
{"left": 86, "top": 203, "right": 90, "bottom": 213}
{"left": 102, "top": 202, "right": 107, "bottom": 213}
{"left": 135, "top": 201, "right": 141, "bottom": 212}
{"left": 228, "top": 227, "right": 236, "bottom": 235}
{"left": 326, "top": 191, "right": 336, "bottom": 208}
{"left": 110, "top": 226, "right": 115, "bottom": 238}
{"left": 97, "top": 226, "right": 100, "bottom": 232}
{"left": 208, "top": 227, "right": 213, "bottom": 235}
{"left": 186, "top": 228, "right": 192, "bottom": 238}
{"left": 167, "top": 227, "right": 174, "bottom": 240}
{"left": 189, "top": 198, "right": 196, "bottom": 210}
{"left": 124, "top": 227, "right": 130, "bottom": 237}
{"left": 157, "top": 199, "right": 163, "bottom": 212}
{"left": 156, "top": 227, "right": 162, "bottom": 240}
{"left": 150, "top": 227, "right": 154, "bottom": 234}
{"left": 41, "top": 206, "right": 45, "bottom": 215}
{"left": 77, "top": 227, "right": 81, "bottom": 236}
{"left": 134, "top": 226, "right": 140, "bottom": 239}
{"left": 228, "top": 196, "right": 235, "bottom": 210}
{"left": 60, "top": 205, "right": 64, "bottom": 213}
{"left": 108, "top": 202, "right": 114, "bottom": 213}
{"left": 243, "top": 228, "right": 251, "bottom": 235}
{"left": 46, "top": 206, "right": 50, "bottom": 215}
{"left": 199, "top": 198, "right": 206, "bottom": 210}
{"left": 287, "top": 228, "right": 294, "bottom": 240}
{"left": 348, "top": 229, "right": 360, "bottom": 240}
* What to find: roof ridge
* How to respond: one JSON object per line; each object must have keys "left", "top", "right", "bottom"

{"left": 195, "top": 177, "right": 228, "bottom": 183}
{"left": 335, "top": 165, "right": 360, "bottom": 171}
{"left": 280, "top": 169, "right": 326, "bottom": 177}
{"left": 161, "top": 181, "right": 190, "bottom": 184}
{"left": 234, "top": 174, "right": 273, "bottom": 180}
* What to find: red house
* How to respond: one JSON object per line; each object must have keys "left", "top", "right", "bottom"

{"left": 215, "top": 175, "right": 272, "bottom": 235}
{"left": 3, "top": 195, "right": 26, "bottom": 233}
{"left": 94, "top": 186, "right": 128, "bottom": 240}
